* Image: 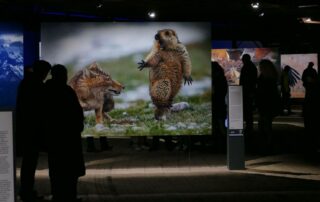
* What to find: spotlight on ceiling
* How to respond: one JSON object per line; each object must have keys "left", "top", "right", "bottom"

{"left": 298, "top": 4, "right": 319, "bottom": 8}
{"left": 96, "top": 0, "right": 103, "bottom": 9}
{"left": 148, "top": 11, "right": 156, "bottom": 19}
{"left": 305, "top": 18, "right": 312, "bottom": 22}
{"left": 251, "top": 2, "right": 260, "bottom": 9}
{"left": 259, "top": 12, "right": 264, "bottom": 17}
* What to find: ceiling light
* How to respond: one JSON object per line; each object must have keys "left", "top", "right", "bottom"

{"left": 251, "top": 2, "right": 260, "bottom": 9}
{"left": 148, "top": 11, "right": 156, "bottom": 19}
{"left": 259, "top": 12, "right": 264, "bottom": 17}
{"left": 305, "top": 18, "right": 311, "bottom": 22}
{"left": 298, "top": 4, "right": 319, "bottom": 8}
{"left": 301, "top": 17, "right": 320, "bottom": 24}
{"left": 97, "top": 3, "right": 103, "bottom": 8}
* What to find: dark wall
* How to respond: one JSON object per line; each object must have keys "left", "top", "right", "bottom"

{"left": 23, "top": 22, "right": 40, "bottom": 67}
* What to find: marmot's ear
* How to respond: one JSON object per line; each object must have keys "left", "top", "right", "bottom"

{"left": 89, "top": 62, "right": 98, "bottom": 70}
{"left": 88, "top": 63, "right": 94, "bottom": 71}
{"left": 172, "top": 30, "right": 181, "bottom": 43}
{"left": 83, "top": 68, "right": 91, "bottom": 78}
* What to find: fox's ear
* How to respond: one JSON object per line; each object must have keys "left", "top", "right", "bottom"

{"left": 89, "top": 62, "right": 103, "bottom": 72}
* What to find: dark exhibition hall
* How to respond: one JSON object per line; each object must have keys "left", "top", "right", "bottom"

{"left": 0, "top": 0, "right": 320, "bottom": 202}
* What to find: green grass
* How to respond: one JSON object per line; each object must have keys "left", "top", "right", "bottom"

{"left": 82, "top": 90, "right": 212, "bottom": 137}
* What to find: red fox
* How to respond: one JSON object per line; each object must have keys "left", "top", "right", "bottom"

{"left": 69, "top": 62, "right": 124, "bottom": 124}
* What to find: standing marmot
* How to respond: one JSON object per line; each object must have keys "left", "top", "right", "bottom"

{"left": 138, "top": 29, "right": 192, "bottom": 120}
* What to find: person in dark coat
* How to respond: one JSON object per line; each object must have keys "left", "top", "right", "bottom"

{"left": 302, "top": 62, "right": 318, "bottom": 98}
{"left": 280, "top": 65, "right": 292, "bottom": 115}
{"left": 44, "top": 64, "right": 85, "bottom": 202}
{"left": 239, "top": 54, "right": 257, "bottom": 136}
{"left": 212, "top": 62, "right": 228, "bottom": 135}
{"left": 16, "top": 60, "right": 51, "bottom": 202}
{"left": 212, "top": 61, "right": 228, "bottom": 152}
{"left": 302, "top": 62, "right": 319, "bottom": 151}
{"left": 256, "top": 59, "right": 281, "bottom": 151}
{"left": 301, "top": 62, "right": 318, "bottom": 124}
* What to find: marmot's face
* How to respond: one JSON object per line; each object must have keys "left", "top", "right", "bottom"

{"left": 155, "top": 29, "right": 179, "bottom": 50}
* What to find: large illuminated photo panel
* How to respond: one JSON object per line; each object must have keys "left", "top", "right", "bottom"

{"left": 281, "top": 53, "right": 318, "bottom": 98}
{"left": 0, "top": 23, "right": 23, "bottom": 108}
{"left": 41, "top": 22, "right": 211, "bottom": 137}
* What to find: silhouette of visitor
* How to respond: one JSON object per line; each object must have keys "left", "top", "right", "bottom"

{"left": 302, "top": 62, "right": 318, "bottom": 98}
{"left": 44, "top": 64, "right": 85, "bottom": 202}
{"left": 302, "top": 62, "right": 318, "bottom": 151}
{"left": 239, "top": 54, "right": 257, "bottom": 136}
{"left": 280, "top": 65, "right": 292, "bottom": 115}
{"left": 16, "top": 60, "right": 51, "bottom": 202}
{"left": 256, "top": 59, "right": 281, "bottom": 151}
{"left": 302, "top": 62, "right": 318, "bottom": 114}
{"left": 307, "top": 77, "right": 320, "bottom": 152}
{"left": 212, "top": 61, "right": 227, "bottom": 151}
{"left": 314, "top": 79, "right": 320, "bottom": 151}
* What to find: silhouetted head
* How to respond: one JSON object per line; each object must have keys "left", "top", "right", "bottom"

{"left": 259, "top": 59, "right": 278, "bottom": 80}
{"left": 308, "top": 62, "right": 314, "bottom": 68}
{"left": 212, "top": 61, "right": 224, "bottom": 76}
{"left": 23, "top": 65, "right": 33, "bottom": 78}
{"left": 33, "top": 60, "right": 51, "bottom": 81}
{"left": 241, "top": 54, "right": 251, "bottom": 64}
{"left": 51, "top": 64, "right": 68, "bottom": 84}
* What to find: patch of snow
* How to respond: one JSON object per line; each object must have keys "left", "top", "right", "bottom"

{"left": 95, "top": 124, "right": 108, "bottom": 132}
{"left": 166, "top": 126, "right": 177, "bottom": 131}
{"left": 115, "top": 102, "right": 132, "bottom": 109}
{"left": 84, "top": 110, "right": 95, "bottom": 117}
{"left": 165, "top": 122, "right": 203, "bottom": 131}
{"left": 171, "top": 102, "right": 190, "bottom": 112}
{"left": 110, "top": 124, "right": 126, "bottom": 132}
{"left": 118, "top": 85, "right": 150, "bottom": 102}
{"left": 132, "top": 126, "right": 144, "bottom": 131}
{"left": 187, "top": 122, "right": 199, "bottom": 129}
{"left": 176, "top": 122, "right": 187, "bottom": 128}
{"left": 180, "top": 77, "right": 211, "bottom": 96}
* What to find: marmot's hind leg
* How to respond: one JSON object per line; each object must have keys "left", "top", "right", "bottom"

{"left": 151, "top": 79, "right": 172, "bottom": 120}
{"left": 155, "top": 107, "right": 170, "bottom": 120}
{"left": 151, "top": 79, "right": 172, "bottom": 102}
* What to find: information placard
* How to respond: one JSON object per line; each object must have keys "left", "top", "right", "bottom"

{"left": 0, "top": 111, "right": 15, "bottom": 202}
{"left": 228, "top": 85, "right": 243, "bottom": 133}
{"left": 227, "top": 86, "right": 245, "bottom": 170}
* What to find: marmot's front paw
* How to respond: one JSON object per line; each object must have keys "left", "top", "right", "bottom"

{"left": 184, "top": 76, "right": 193, "bottom": 85}
{"left": 138, "top": 60, "right": 146, "bottom": 71}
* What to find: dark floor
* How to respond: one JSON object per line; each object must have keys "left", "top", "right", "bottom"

{"left": 15, "top": 110, "right": 320, "bottom": 202}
